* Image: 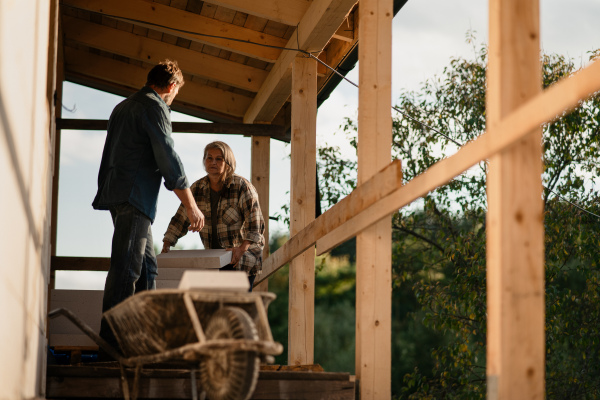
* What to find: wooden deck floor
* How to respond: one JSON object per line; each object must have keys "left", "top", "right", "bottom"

{"left": 46, "top": 364, "right": 356, "bottom": 399}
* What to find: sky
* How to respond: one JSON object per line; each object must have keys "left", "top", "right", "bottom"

{"left": 55, "top": 0, "right": 600, "bottom": 289}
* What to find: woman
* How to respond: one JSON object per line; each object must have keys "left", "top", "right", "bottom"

{"left": 161, "top": 141, "right": 265, "bottom": 289}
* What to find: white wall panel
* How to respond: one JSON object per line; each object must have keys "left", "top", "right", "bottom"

{"left": 0, "top": 0, "right": 53, "bottom": 398}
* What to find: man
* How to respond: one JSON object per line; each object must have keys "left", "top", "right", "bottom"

{"left": 92, "top": 60, "right": 204, "bottom": 355}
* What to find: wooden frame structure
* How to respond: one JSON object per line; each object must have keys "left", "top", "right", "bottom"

{"left": 3, "top": 0, "right": 600, "bottom": 398}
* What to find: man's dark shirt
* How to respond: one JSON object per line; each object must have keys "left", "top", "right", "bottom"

{"left": 92, "top": 86, "right": 189, "bottom": 222}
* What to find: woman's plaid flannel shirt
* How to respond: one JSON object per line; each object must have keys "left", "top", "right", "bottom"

{"left": 163, "top": 174, "right": 265, "bottom": 275}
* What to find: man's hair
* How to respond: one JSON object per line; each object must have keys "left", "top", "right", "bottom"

{"left": 203, "top": 141, "right": 236, "bottom": 185}
{"left": 145, "top": 60, "right": 185, "bottom": 89}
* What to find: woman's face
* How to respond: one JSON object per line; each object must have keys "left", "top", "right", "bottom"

{"left": 205, "top": 148, "right": 226, "bottom": 177}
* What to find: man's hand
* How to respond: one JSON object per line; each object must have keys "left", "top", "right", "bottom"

{"left": 161, "top": 241, "right": 171, "bottom": 254}
{"left": 174, "top": 187, "right": 205, "bottom": 232}
{"left": 186, "top": 202, "right": 204, "bottom": 232}
{"left": 226, "top": 240, "right": 251, "bottom": 266}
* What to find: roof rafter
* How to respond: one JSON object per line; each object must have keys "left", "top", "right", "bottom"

{"left": 205, "top": 0, "right": 310, "bottom": 27}
{"left": 244, "top": 0, "right": 358, "bottom": 123}
{"left": 61, "top": 0, "right": 287, "bottom": 62}
{"left": 62, "top": 15, "right": 267, "bottom": 93}
{"left": 64, "top": 46, "right": 253, "bottom": 119}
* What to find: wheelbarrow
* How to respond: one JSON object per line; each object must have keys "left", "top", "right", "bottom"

{"left": 49, "top": 288, "right": 283, "bottom": 400}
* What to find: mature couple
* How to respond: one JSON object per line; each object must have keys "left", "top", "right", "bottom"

{"left": 92, "top": 60, "right": 265, "bottom": 352}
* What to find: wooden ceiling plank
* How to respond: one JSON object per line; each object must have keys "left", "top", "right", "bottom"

{"left": 244, "top": 0, "right": 358, "bottom": 123}
{"left": 62, "top": 16, "right": 267, "bottom": 92}
{"left": 101, "top": 14, "right": 117, "bottom": 28}
{"left": 204, "top": 0, "right": 310, "bottom": 27}
{"left": 61, "top": 0, "right": 287, "bottom": 62}
{"left": 332, "top": 24, "right": 353, "bottom": 42}
{"left": 89, "top": 12, "right": 102, "bottom": 24}
{"left": 201, "top": 44, "right": 222, "bottom": 58}
{"left": 63, "top": 46, "right": 253, "bottom": 118}
{"left": 132, "top": 25, "right": 149, "bottom": 36}
{"left": 169, "top": 0, "right": 189, "bottom": 11}
{"left": 176, "top": 37, "right": 192, "bottom": 49}
{"left": 162, "top": 32, "right": 179, "bottom": 45}
{"left": 263, "top": 20, "right": 289, "bottom": 38}
{"left": 115, "top": 19, "right": 134, "bottom": 32}
{"left": 189, "top": 41, "right": 204, "bottom": 52}
{"left": 231, "top": 11, "right": 248, "bottom": 27}
{"left": 213, "top": 6, "right": 237, "bottom": 23}
{"left": 185, "top": 0, "right": 203, "bottom": 14}
{"left": 326, "top": 38, "right": 353, "bottom": 68}
{"left": 244, "top": 14, "right": 268, "bottom": 31}
{"left": 147, "top": 29, "right": 163, "bottom": 41}
{"left": 200, "top": 2, "right": 218, "bottom": 18}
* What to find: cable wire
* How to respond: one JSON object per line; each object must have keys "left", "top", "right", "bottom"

{"left": 305, "top": 53, "right": 463, "bottom": 146}
{"left": 546, "top": 187, "right": 600, "bottom": 219}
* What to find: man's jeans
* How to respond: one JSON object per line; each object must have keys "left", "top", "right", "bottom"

{"left": 99, "top": 203, "right": 157, "bottom": 352}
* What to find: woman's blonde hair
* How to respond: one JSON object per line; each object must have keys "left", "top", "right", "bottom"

{"left": 203, "top": 141, "right": 236, "bottom": 185}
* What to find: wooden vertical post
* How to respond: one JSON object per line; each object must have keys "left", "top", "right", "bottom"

{"left": 45, "top": 0, "right": 60, "bottom": 353}
{"left": 50, "top": 3, "right": 63, "bottom": 288}
{"left": 356, "top": 0, "right": 393, "bottom": 398}
{"left": 486, "top": 0, "right": 544, "bottom": 399}
{"left": 251, "top": 135, "right": 270, "bottom": 292}
{"left": 288, "top": 55, "right": 317, "bottom": 366}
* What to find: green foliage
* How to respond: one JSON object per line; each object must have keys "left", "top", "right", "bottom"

{"left": 316, "top": 41, "right": 600, "bottom": 398}
{"left": 266, "top": 234, "right": 358, "bottom": 372}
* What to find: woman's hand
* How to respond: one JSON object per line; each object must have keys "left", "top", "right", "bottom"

{"left": 161, "top": 241, "right": 171, "bottom": 254}
{"left": 227, "top": 240, "right": 251, "bottom": 266}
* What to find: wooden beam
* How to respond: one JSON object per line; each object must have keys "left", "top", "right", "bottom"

{"left": 243, "top": 0, "right": 357, "bottom": 124}
{"left": 61, "top": 16, "right": 268, "bottom": 93}
{"left": 204, "top": 0, "right": 310, "bottom": 26}
{"left": 251, "top": 136, "right": 271, "bottom": 292}
{"left": 486, "top": 1, "right": 544, "bottom": 398}
{"left": 288, "top": 56, "right": 317, "bottom": 366}
{"left": 256, "top": 54, "right": 600, "bottom": 287}
{"left": 55, "top": 119, "right": 288, "bottom": 139}
{"left": 47, "top": 0, "right": 59, "bottom": 139}
{"left": 47, "top": 366, "right": 355, "bottom": 399}
{"left": 355, "top": 0, "right": 393, "bottom": 398}
{"left": 60, "top": 0, "right": 287, "bottom": 62}
{"left": 315, "top": 56, "right": 600, "bottom": 256}
{"left": 332, "top": 17, "right": 354, "bottom": 42}
{"left": 62, "top": 71, "right": 243, "bottom": 124}
{"left": 48, "top": 0, "right": 61, "bottom": 324}
{"left": 50, "top": 256, "right": 110, "bottom": 271}
{"left": 51, "top": 256, "right": 110, "bottom": 272}
{"left": 320, "top": 71, "right": 593, "bottom": 253}
{"left": 63, "top": 46, "right": 253, "bottom": 118}
{"left": 50, "top": 0, "right": 62, "bottom": 260}
{"left": 255, "top": 160, "right": 402, "bottom": 285}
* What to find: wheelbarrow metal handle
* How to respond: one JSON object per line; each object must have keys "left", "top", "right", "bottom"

{"left": 48, "top": 307, "right": 123, "bottom": 362}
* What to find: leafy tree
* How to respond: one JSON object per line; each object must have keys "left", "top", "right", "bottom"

{"left": 316, "top": 41, "right": 600, "bottom": 398}
{"left": 266, "top": 233, "right": 358, "bottom": 371}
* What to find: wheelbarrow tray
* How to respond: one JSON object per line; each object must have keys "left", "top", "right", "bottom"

{"left": 103, "top": 289, "right": 281, "bottom": 363}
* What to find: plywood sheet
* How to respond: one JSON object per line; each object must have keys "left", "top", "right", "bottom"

{"left": 178, "top": 270, "right": 249, "bottom": 291}
{"left": 49, "top": 289, "right": 104, "bottom": 347}
{"left": 156, "top": 249, "right": 232, "bottom": 269}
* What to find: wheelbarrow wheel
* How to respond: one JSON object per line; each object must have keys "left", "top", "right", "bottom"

{"left": 199, "top": 307, "right": 260, "bottom": 400}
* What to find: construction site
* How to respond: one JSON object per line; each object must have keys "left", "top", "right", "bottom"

{"left": 2, "top": 0, "right": 600, "bottom": 399}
